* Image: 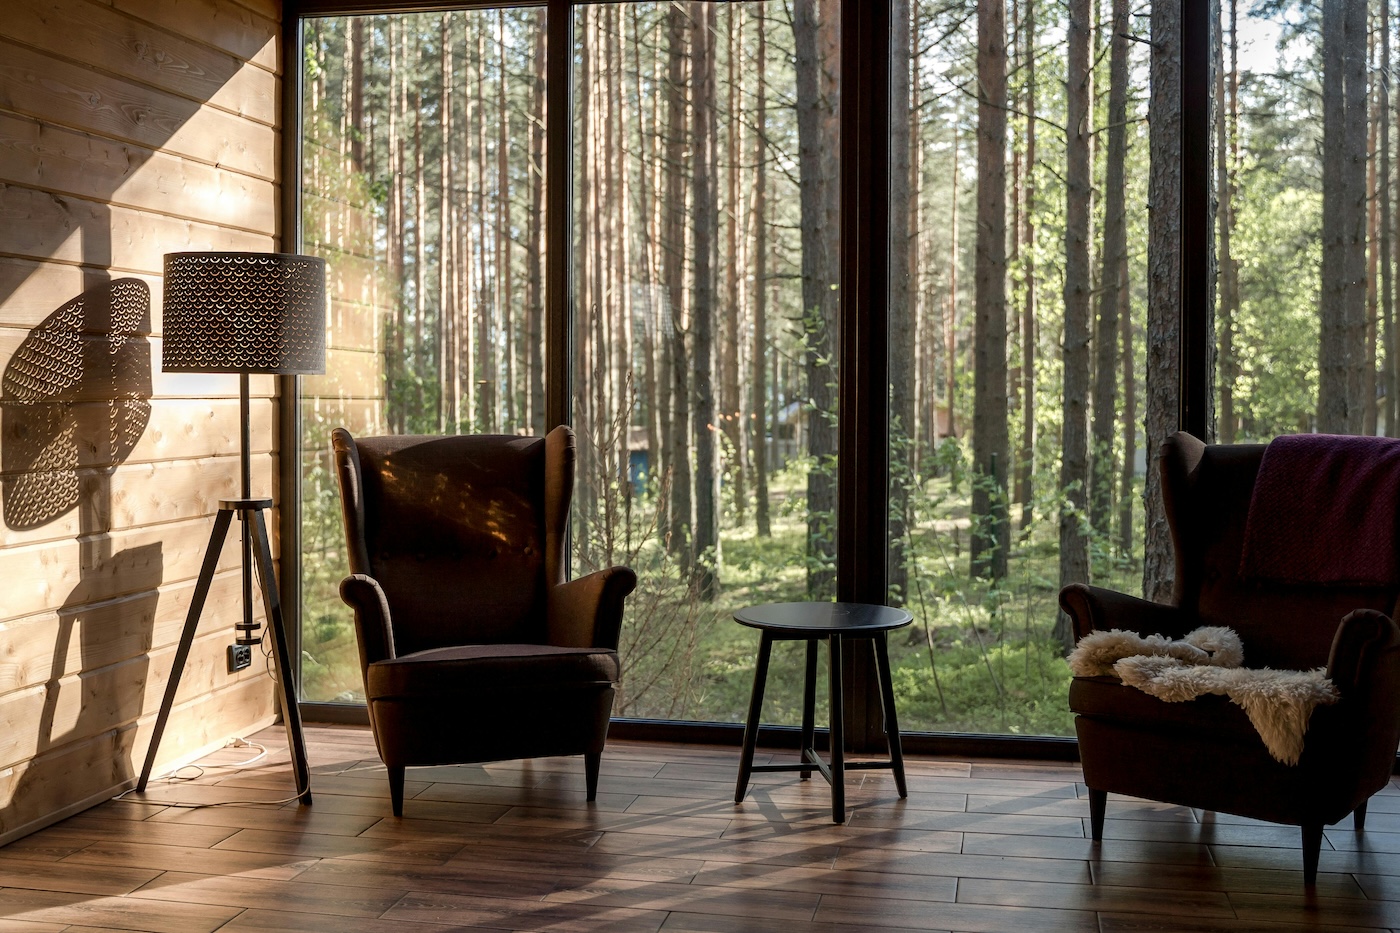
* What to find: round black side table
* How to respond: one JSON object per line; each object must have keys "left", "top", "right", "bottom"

{"left": 733, "top": 601, "right": 913, "bottom": 823}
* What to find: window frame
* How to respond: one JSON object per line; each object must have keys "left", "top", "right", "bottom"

{"left": 279, "top": 0, "right": 1214, "bottom": 757}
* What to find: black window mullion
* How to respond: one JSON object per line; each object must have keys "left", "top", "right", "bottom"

{"left": 838, "top": 0, "right": 892, "bottom": 750}
{"left": 1181, "top": 0, "right": 1213, "bottom": 439}
{"left": 546, "top": 0, "right": 573, "bottom": 432}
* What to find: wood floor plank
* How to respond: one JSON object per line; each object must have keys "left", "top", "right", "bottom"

{"left": 143, "top": 802, "right": 383, "bottom": 837}
{"left": 1092, "top": 859, "right": 1366, "bottom": 898}
{"left": 59, "top": 839, "right": 314, "bottom": 881}
{"left": 0, "top": 916, "right": 68, "bottom": 932}
{"left": 815, "top": 891, "right": 1099, "bottom": 933}
{"left": 832, "top": 847, "right": 1093, "bottom": 884}
{"left": 0, "top": 886, "right": 240, "bottom": 933}
{"left": 446, "top": 844, "right": 706, "bottom": 883}
{"left": 44, "top": 814, "right": 239, "bottom": 849}
{"left": 689, "top": 860, "right": 959, "bottom": 903}
{"left": 1100, "top": 817, "right": 1312, "bottom": 848}
{"left": 719, "top": 820, "right": 964, "bottom": 854}
{"left": 1228, "top": 890, "right": 1400, "bottom": 929}
{"left": 381, "top": 891, "right": 668, "bottom": 932}
{"left": 590, "top": 830, "right": 842, "bottom": 868}
{"left": 413, "top": 780, "right": 638, "bottom": 812}
{"left": 0, "top": 856, "right": 161, "bottom": 896}
{"left": 1209, "top": 843, "right": 1399, "bottom": 876}
{"left": 211, "top": 827, "right": 465, "bottom": 864}
{"left": 493, "top": 805, "right": 732, "bottom": 839}
{"left": 1098, "top": 913, "right": 1382, "bottom": 933}
{"left": 291, "top": 857, "right": 561, "bottom": 899}
{"left": 660, "top": 910, "right": 951, "bottom": 933}
{"left": 544, "top": 875, "right": 821, "bottom": 920}
{"left": 956, "top": 876, "right": 1236, "bottom": 918}
{"left": 215, "top": 906, "right": 511, "bottom": 933}
{"left": 128, "top": 869, "right": 408, "bottom": 918}
{"left": 961, "top": 831, "right": 1217, "bottom": 866}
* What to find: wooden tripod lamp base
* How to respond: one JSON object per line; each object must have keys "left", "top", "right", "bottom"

{"left": 135, "top": 498, "right": 312, "bottom": 804}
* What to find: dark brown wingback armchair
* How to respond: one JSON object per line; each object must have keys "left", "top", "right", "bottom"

{"left": 1062, "top": 431, "right": 1400, "bottom": 884}
{"left": 332, "top": 426, "right": 637, "bottom": 815}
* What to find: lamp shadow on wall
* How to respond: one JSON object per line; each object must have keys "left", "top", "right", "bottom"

{"left": 0, "top": 277, "right": 156, "bottom": 828}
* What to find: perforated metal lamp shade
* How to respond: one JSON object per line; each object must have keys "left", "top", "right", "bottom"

{"left": 162, "top": 252, "right": 326, "bottom": 375}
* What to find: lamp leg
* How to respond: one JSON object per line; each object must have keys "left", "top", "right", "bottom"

{"left": 137, "top": 509, "right": 235, "bottom": 792}
{"left": 248, "top": 507, "right": 313, "bottom": 805}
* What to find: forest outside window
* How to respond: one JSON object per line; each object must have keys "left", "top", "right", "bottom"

{"left": 293, "top": 0, "right": 1249, "bottom": 744}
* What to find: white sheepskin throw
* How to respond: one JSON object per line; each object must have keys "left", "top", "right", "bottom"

{"left": 1069, "top": 626, "right": 1339, "bottom": 766}
{"left": 1067, "top": 626, "right": 1244, "bottom": 676}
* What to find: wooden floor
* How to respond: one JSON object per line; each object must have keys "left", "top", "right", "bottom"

{"left": 3, "top": 725, "right": 1400, "bottom": 932}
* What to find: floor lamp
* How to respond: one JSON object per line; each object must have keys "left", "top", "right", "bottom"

{"left": 137, "top": 252, "right": 326, "bottom": 804}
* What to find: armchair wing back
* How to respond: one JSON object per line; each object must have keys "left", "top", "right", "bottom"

{"left": 1159, "top": 433, "right": 1398, "bottom": 669}
{"left": 1062, "top": 431, "right": 1400, "bottom": 885}
{"left": 332, "top": 426, "right": 637, "bottom": 814}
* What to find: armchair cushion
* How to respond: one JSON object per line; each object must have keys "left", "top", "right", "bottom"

{"left": 367, "top": 643, "right": 620, "bottom": 698}
{"left": 1069, "top": 675, "right": 1259, "bottom": 744}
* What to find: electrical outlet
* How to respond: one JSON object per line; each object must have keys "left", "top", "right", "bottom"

{"left": 227, "top": 644, "right": 253, "bottom": 673}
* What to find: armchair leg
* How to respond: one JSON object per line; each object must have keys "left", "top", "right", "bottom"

{"left": 387, "top": 765, "right": 406, "bottom": 817}
{"left": 585, "top": 751, "right": 601, "bottom": 802}
{"left": 1302, "top": 823, "right": 1323, "bottom": 885}
{"left": 1088, "top": 788, "right": 1107, "bottom": 841}
{"left": 1355, "top": 800, "right": 1369, "bottom": 832}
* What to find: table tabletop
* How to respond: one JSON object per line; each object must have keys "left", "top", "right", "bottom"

{"left": 733, "top": 601, "right": 913, "bottom": 636}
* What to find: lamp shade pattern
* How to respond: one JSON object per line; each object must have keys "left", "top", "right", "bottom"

{"left": 162, "top": 252, "right": 326, "bottom": 375}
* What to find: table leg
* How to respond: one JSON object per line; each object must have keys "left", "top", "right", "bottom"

{"left": 800, "top": 638, "right": 818, "bottom": 779}
{"left": 873, "top": 633, "right": 907, "bottom": 798}
{"left": 735, "top": 631, "right": 774, "bottom": 803}
{"left": 828, "top": 634, "right": 845, "bottom": 823}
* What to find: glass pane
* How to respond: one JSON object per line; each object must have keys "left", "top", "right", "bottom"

{"left": 1215, "top": 3, "right": 1378, "bottom": 441}
{"left": 299, "top": 10, "right": 547, "bottom": 703}
{"left": 572, "top": 2, "right": 841, "bottom": 723}
{"left": 887, "top": 0, "right": 1149, "bottom": 735}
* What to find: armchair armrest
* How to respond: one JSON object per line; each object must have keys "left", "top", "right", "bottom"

{"left": 1327, "top": 608, "right": 1400, "bottom": 697}
{"left": 339, "top": 574, "right": 396, "bottom": 666}
{"left": 547, "top": 566, "right": 638, "bottom": 650}
{"left": 1059, "top": 583, "right": 1194, "bottom": 643}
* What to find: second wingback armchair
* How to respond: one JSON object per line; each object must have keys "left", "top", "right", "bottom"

{"left": 333, "top": 425, "right": 637, "bottom": 815}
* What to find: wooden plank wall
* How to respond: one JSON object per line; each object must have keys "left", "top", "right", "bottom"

{"left": 0, "top": 0, "right": 286, "bottom": 844}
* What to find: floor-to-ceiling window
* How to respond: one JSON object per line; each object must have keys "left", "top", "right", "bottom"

{"left": 569, "top": 2, "right": 841, "bottom": 723}
{"left": 1213, "top": 0, "right": 1383, "bottom": 444}
{"left": 296, "top": 8, "right": 546, "bottom": 702}
{"left": 289, "top": 0, "right": 1208, "bottom": 750}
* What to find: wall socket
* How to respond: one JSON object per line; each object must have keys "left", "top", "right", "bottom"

{"left": 227, "top": 644, "right": 253, "bottom": 673}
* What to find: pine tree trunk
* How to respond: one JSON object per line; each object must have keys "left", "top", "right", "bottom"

{"left": 722, "top": 10, "right": 746, "bottom": 520}
{"left": 752, "top": 5, "right": 772, "bottom": 538}
{"left": 498, "top": 11, "right": 515, "bottom": 432}
{"left": 972, "top": 0, "right": 1010, "bottom": 581}
{"left": 1018, "top": 0, "right": 1037, "bottom": 530}
{"left": 1320, "top": 0, "right": 1369, "bottom": 433}
{"left": 1092, "top": 0, "right": 1129, "bottom": 534}
{"left": 793, "top": 0, "right": 841, "bottom": 599}
{"left": 528, "top": 21, "right": 546, "bottom": 436}
{"left": 1366, "top": 21, "right": 1379, "bottom": 437}
{"left": 1384, "top": 0, "right": 1395, "bottom": 437}
{"left": 691, "top": 2, "right": 721, "bottom": 597}
{"left": 1145, "top": 0, "right": 1182, "bottom": 603}
{"left": 888, "top": 0, "right": 913, "bottom": 606}
{"left": 946, "top": 117, "right": 960, "bottom": 440}
{"left": 665, "top": 3, "right": 692, "bottom": 566}
{"left": 1117, "top": 252, "right": 1135, "bottom": 556}
{"left": 438, "top": 16, "right": 455, "bottom": 434}
{"left": 1058, "top": 0, "right": 1093, "bottom": 646}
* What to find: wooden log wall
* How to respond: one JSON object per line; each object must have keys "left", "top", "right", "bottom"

{"left": 0, "top": 0, "right": 285, "bottom": 844}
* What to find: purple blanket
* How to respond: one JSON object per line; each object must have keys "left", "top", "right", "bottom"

{"left": 1240, "top": 433, "right": 1400, "bottom": 586}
